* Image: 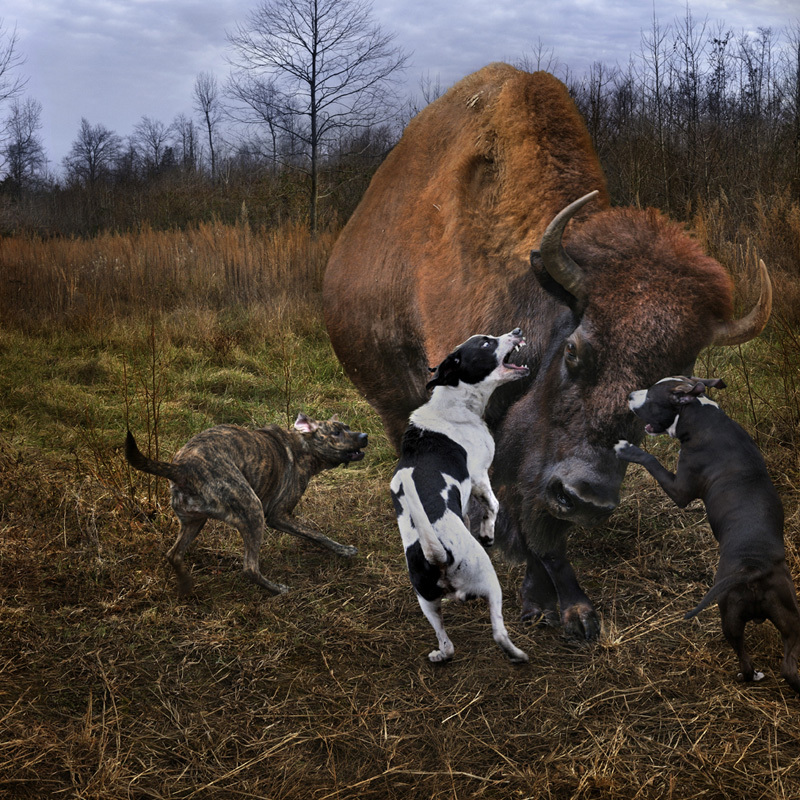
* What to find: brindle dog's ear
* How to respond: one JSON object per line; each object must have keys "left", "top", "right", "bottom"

{"left": 426, "top": 352, "right": 461, "bottom": 390}
{"left": 294, "top": 413, "right": 319, "bottom": 433}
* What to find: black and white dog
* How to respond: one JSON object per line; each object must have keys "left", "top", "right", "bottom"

{"left": 615, "top": 376, "right": 800, "bottom": 693}
{"left": 390, "top": 329, "right": 530, "bottom": 663}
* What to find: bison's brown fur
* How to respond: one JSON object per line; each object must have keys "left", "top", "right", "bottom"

{"left": 323, "top": 63, "right": 767, "bottom": 641}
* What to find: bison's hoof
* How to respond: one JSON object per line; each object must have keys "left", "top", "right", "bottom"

{"left": 520, "top": 604, "right": 560, "bottom": 628}
{"left": 562, "top": 603, "right": 601, "bottom": 642}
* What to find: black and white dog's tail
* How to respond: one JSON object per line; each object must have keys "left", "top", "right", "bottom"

{"left": 400, "top": 475, "right": 450, "bottom": 566}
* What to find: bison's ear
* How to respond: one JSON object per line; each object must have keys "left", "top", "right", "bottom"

{"left": 426, "top": 353, "right": 461, "bottom": 390}
{"left": 530, "top": 250, "right": 583, "bottom": 313}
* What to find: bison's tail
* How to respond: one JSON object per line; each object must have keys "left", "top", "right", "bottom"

{"left": 125, "top": 430, "right": 186, "bottom": 488}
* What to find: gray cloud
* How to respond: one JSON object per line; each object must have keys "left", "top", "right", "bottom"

{"left": 2, "top": 0, "right": 797, "bottom": 168}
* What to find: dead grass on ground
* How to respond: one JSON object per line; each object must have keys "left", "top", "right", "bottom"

{"left": 1, "top": 304, "right": 800, "bottom": 799}
{"left": 2, "top": 406, "right": 800, "bottom": 799}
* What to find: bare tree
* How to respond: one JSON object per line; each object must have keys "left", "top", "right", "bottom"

{"left": 172, "top": 113, "right": 199, "bottom": 171}
{"left": 0, "top": 20, "right": 25, "bottom": 109}
{"left": 227, "top": 73, "right": 291, "bottom": 173}
{"left": 517, "top": 37, "right": 561, "bottom": 74}
{"left": 63, "top": 118, "right": 122, "bottom": 187}
{"left": 227, "top": 0, "right": 408, "bottom": 231}
{"left": 133, "top": 116, "right": 173, "bottom": 174}
{"left": 2, "top": 96, "right": 46, "bottom": 190}
{"left": 639, "top": 9, "right": 673, "bottom": 209}
{"left": 194, "top": 71, "right": 223, "bottom": 179}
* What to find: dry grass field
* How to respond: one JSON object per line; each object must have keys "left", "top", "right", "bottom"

{"left": 1, "top": 215, "right": 800, "bottom": 799}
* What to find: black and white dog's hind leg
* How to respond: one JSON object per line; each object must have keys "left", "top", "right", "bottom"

{"left": 417, "top": 597, "right": 455, "bottom": 663}
{"left": 414, "top": 547, "right": 528, "bottom": 664}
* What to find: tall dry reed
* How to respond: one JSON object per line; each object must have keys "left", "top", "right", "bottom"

{"left": 0, "top": 219, "right": 336, "bottom": 328}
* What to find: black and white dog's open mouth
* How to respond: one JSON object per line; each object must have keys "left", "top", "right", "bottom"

{"left": 501, "top": 339, "right": 530, "bottom": 377}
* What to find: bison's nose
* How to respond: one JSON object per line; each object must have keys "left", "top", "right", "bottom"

{"left": 546, "top": 473, "right": 619, "bottom": 525}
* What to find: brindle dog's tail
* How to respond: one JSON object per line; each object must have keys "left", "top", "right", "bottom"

{"left": 125, "top": 430, "right": 187, "bottom": 488}
{"left": 684, "top": 572, "right": 762, "bottom": 619}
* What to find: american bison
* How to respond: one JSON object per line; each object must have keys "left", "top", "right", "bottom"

{"left": 322, "top": 63, "right": 772, "bottom": 641}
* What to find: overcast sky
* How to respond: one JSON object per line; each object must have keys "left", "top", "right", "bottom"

{"left": 2, "top": 0, "right": 797, "bottom": 171}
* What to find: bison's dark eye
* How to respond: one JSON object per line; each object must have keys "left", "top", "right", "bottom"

{"left": 564, "top": 340, "right": 579, "bottom": 366}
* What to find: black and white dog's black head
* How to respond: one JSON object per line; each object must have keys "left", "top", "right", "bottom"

{"left": 627, "top": 376, "right": 726, "bottom": 436}
{"left": 426, "top": 328, "right": 529, "bottom": 391}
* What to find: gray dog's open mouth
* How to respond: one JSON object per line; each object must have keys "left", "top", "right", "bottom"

{"left": 347, "top": 450, "right": 365, "bottom": 461}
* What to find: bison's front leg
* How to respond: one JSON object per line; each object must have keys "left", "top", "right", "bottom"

{"left": 520, "top": 554, "right": 560, "bottom": 627}
{"left": 540, "top": 550, "right": 601, "bottom": 642}
{"left": 519, "top": 549, "right": 600, "bottom": 641}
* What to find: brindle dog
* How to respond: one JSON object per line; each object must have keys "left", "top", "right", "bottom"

{"left": 125, "top": 413, "right": 367, "bottom": 595}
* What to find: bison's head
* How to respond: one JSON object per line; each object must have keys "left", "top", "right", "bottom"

{"left": 494, "top": 192, "right": 772, "bottom": 532}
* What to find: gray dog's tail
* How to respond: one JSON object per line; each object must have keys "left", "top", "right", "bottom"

{"left": 125, "top": 430, "right": 187, "bottom": 488}
{"left": 684, "top": 573, "right": 754, "bottom": 619}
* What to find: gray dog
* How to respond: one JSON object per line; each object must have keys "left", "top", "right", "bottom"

{"left": 615, "top": 376, "right": 800, "bottom": 694}
{"left": 125, "top": 413, "right": 367, "bottom": 595}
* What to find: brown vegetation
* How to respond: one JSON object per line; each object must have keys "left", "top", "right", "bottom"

{"left": 3, "top": 25, "right": 800, "bottom": 789}
{"left": 1, "top": 185, "right": 800, "bottom": 797}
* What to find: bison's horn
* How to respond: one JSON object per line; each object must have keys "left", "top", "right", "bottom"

{"left": 711, "top": 259, "right": 772, "bottom": 346}
{"left": 539, "top": 190, "right": 598, "bottom": 305}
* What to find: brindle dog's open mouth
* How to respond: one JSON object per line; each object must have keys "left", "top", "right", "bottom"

{"left": 338, "top": 448, "right": 366, "bottom": 467}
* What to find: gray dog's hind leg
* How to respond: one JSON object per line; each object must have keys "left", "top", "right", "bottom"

{"left": 766, "top": 578, "right": 800, "bottom": 694}
{"left": 719, "top": 598, "right": 764, "bottom": 683}
{"left": 268, "top": 512, "right": 357, "bottom": 558}
{"left": 167, "top": 517, "right": 207, "bottom": 596}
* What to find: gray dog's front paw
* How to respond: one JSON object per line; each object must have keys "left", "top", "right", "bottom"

{"left": 337, "top": 544, "right": 358, "bottom": 558}
{"left": 614, "top": 439, "right": 643, "bottom": 461}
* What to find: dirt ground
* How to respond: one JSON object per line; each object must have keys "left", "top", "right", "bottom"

{"left": 2, "top": 421, "right": 800, "bottom": 799}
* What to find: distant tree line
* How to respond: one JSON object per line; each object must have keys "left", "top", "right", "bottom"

{"left": 559, "top": 10, "right": 800, "bottom": 219}
{"left": 0, "top": 7, "right": 798, "bottom": 237}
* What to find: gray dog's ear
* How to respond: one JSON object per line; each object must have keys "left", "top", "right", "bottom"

{"left": 671, "top": 377, "right": 725, "bottom": 404}
{"left": 294, "top": 413, "right": 319, "bottom": 433}
{"left": 671, "top": 380, "right": 706, "bottom": 403}
{"left": 693, "top": 377, "right": 726, "bottom": 390}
